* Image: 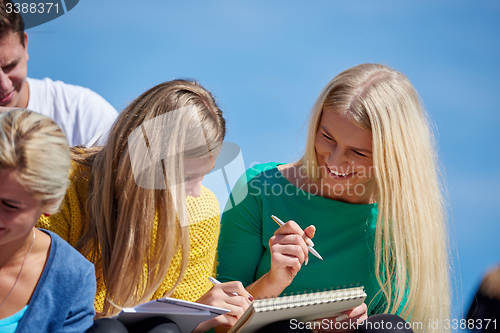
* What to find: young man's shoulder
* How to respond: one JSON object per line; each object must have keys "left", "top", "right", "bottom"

{"left": 27, "top": 77, "right": 106, "bottom": 100}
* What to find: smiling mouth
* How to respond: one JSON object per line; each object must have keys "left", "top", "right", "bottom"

{"left": 0, "top": 91, "right": 14, "bottom": 104}
{"left": 326, "top": 164, "right": 356, "bottom": 178}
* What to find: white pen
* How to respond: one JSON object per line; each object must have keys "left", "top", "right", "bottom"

{"left": 208, "top": 277, "right": 238, "bottom": 296}
{"left": 271, "top": 215, "right": 323, "bottom": 261}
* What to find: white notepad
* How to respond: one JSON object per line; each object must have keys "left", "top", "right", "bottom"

{"left": 116, "top": 297, "right": 230, "bottom": 332}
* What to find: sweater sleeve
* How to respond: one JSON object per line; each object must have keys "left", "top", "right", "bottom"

{"left": 60, "top": 261, "right": 97, "bottom": 333}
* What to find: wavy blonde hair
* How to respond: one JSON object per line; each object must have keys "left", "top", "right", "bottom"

{"left": 0, "top": 109, "right": 70, "bottom": 213}
{"left": 73, "top": 79, "right": 225, "bottom": 317}
{"left": 301, "top": 64, "right": 449, "bottom": 331}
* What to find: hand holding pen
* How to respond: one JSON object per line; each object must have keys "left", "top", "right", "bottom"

{"left": 271, "top": 215, "right": 323, "bottom": 262}
{"left": 237, "top": 215, "right": 323, "bottom": 300}
{"left": 193, "top": 277, "right": 253, "bottom": 332}
{"left": 266, "top": 215, "right": 322, "bottom": 290}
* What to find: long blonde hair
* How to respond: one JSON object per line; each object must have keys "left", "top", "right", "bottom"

{"left": 302, "top": 64, "right": 449, "bottom": 331}
{"left": 0, "top": 109, "right": 70, "bottom": 213}
{"left": 74, "top": 80, "right": 225, "bottom": 317}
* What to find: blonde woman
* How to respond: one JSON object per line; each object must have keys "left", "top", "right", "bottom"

{"left": 217, "top": 64, "right": 449, "bottom": 332}
{"left": 37, "top": 80, "right": 251, "bottom": 333}
{"left": 0, "top": 109, "right": 96, "bottom": 332}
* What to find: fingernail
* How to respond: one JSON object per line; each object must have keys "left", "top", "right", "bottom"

{"left": 336, "top": 314, "right": 349, "bottom": 322}
{"left": 305, "top": 238, "right": 314, "bottom": 247}
{"left": 305, "top": 256, "right": 309, "bottom": 265}
{"left": 248, "top": 295, "right": 254, "bottom": 302}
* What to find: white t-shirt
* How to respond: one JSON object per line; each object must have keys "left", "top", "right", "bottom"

{"left": 26, "top": 77, "right": 118, "bottom": 147}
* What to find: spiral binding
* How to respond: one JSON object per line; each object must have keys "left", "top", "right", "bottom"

{"left": 253, "top": 286, "right": 366, "bottom": 313}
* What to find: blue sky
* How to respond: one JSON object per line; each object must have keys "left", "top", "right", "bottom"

{"left": 26, "top": 0, "right": 500, "bottom": 321}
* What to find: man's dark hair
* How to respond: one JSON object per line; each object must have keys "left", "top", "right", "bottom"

{"left": 0, "top": 0, "right": 26, "bottom": 46}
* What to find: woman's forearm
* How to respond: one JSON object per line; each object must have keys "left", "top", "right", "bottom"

{"left": 245, "top": 272, "right": 289, "bottom": 299}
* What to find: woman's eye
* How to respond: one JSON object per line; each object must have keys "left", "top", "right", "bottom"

{"left": 2, "top": 201, "right": 18, "bottom": 209}
{"left": 353, "top": 150, "right": 367, "bottom": 157}
{"left": 322, "top": 133, "right": 333, "bottom": 141}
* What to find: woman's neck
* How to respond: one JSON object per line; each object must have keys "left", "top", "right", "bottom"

{"left": 0, "top": 229, "right": 51, "bottom": 319}
{"left": 0, "top": 229, "right": 35, "bottom": 269}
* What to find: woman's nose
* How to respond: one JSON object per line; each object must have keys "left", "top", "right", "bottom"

{"left": 326, "top": 149, "right": 350, "bottom": 171}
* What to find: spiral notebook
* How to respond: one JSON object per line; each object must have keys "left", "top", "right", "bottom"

{"left": 228, "top": 286, "right": 366, "bottom": 333}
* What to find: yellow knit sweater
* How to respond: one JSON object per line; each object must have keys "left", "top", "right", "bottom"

{"left": 36, "top": 163, "right": 221, "bottom": 313}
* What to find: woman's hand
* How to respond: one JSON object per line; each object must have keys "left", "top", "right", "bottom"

{"left": 312, "top": 303, "right": 368, "bottom": 332}
{"left": 245, "top": 220, "right": 316, "bottom": 299}
{"left": 193, "top": 281, "right": 253, "bottom": 332}
{"left": 268, "top": 220, "right": 316, "bottom": 290}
